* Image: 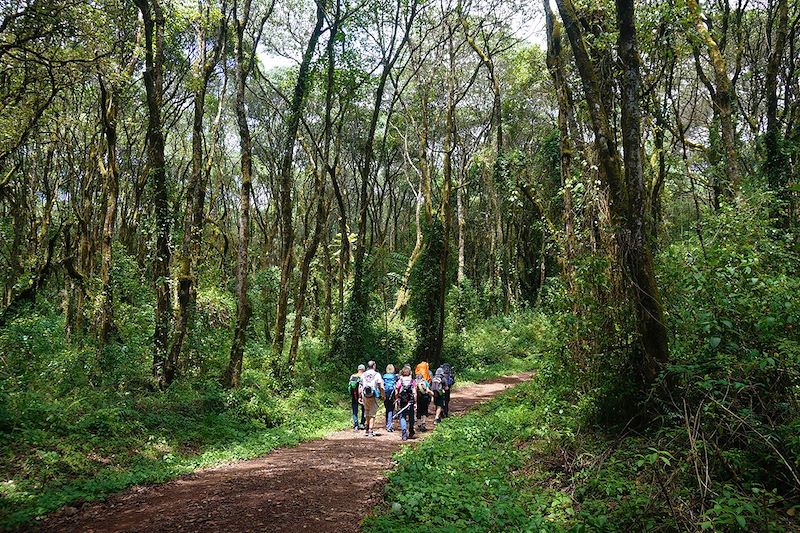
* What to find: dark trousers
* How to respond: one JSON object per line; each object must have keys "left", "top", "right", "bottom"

{"left": 351, "top": 396, "right": 365, "bottom": 427}
{"left": 443, "top": 388, "right": 451, "bottom": 417}
{"left": 417, "top": 395, "right": 431, "bottom": 419}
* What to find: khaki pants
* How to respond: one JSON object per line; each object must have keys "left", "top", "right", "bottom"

{"left": 363, "top": 396, "right": 380, "bottom": 418}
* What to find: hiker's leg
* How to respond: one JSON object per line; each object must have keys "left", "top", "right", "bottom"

{"left": 385, "top": 400, "right": 393, "bottom": 430}
{"left": 360, "top": 403, "right": 366, "bottom": 426}
{"left": 351, "top": 398, "right": 359, "bottom": 428}
{"left": 433, "top": 392, "right": 443, "bottom": 423}
{"left": 399, "top": 411, "right": 408, "bottom": 439}
{"left": 409, "top": 402, "right": 415, "bottom": 436}
{"left": 444, "top": 389, "right": 451, "bottom": 417}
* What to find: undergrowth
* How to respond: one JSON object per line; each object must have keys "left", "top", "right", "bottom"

{"left": 367, "top": 196, "right": 800, "bottom": 532}
{"left": 0, "top": 306, "right": 535, "bottom": 530}
{"left": 366, "top": 370, "right": 798, "bottom": 532}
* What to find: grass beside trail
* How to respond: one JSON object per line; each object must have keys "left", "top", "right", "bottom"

{"left": 365, "top": 369, "right": 798, "bottom": 532}
{"left": 365, "top": 377, "right": 562, "bottom": 532}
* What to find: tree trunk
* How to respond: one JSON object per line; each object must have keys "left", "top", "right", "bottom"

{"left": 555, "top": 0, "right": 669, "bottom": 384}
{"left": 97, "top": 76, "right": 119, "bottom": 349}
{"left": 272, "top": 3, "right": 325, "bottom": 356}
{"left": 544, "top": 1, "right": 577, "bottom": 290}
{"left": 224, "top": 0, "right": 258, "bottom": 388}
{"left": 456, "top": 166, "right": 466, "bottom": 285}
{"left": 687, "top": 0, "right": 739, "bottom": 198}
{"left": 391, "top": 70, "right": 431, "bottom": 319}
{"left": 172, "top": 2, "right": 226, "bottom": 377}
{"left": 616, "top": 0, "right": 669, "bottom": 383}
{"left": 431, "top": 29, "right": 457, "bottom": 369}
{"left": 287, "top": 171, "right": 327, "bottom": 371}
{"left": 350, "top": 2, "right": 419, "bottom": 317}
{"left": 322, "top": 228, "right": 333, "bottom": 339}
{"left": 765, "top": 0, "right": 789, "bottom": 221}
{"left": 134, "top": 0, "right": 172, "bottom": 388}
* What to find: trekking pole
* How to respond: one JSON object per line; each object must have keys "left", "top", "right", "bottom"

{"left": 393, "top": 403, "right": 411, "bottom": 419}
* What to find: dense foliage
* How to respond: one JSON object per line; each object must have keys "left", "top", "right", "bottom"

{"left": 1, "top": 0, "right": 799, "bottom": 529}
{"left": 369, "top": 226, "right": 800, "bottom": 529}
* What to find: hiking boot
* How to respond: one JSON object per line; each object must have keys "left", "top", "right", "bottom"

{"left": 419, "top": 425, "right": 427, "bottom": 432}
{"left": 434, "top": 418, "right": 441, "bottom": 425}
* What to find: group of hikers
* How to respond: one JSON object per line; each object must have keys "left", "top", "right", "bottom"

{"left": 348, "top": 360, "right": 456, "bottom": 440}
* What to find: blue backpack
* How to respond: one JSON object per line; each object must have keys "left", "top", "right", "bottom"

{"left": 383, "top": 373, "right": 397, "bottom": 401}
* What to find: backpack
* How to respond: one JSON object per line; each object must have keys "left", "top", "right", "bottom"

{"left": 440, "top": 363, "right": 455, "bottom": 387}
{"left": 348, "top": 374, "right": 361, "bottom": 400}
{"left": 362, "top": 370, "right": 379, "bottom": 398}
{"left": 415, "top": 362, "right": 431, "bottom": 383}
{"left": 431, "top": 369, "right": 444, "bottom": 393}
{"left": 398, "top": 377, "right": 414, "bottom": 405}
{"left": 383, "top": 373, "right": 397, "bottom": 401}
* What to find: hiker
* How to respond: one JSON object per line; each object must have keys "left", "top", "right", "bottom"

{"left": 359, "top": 360, "right": 384, "bottom": 437}
{"left": 432, "top": 363, "right": 454, "bottom": 424}
{"left": 414, "top": 361, "right": 433, "bottom": 417}
{"left": 383, "top": 364, "right": 397, "bottom": 432}
{"left": 415, "top": 372, "right": 434, "bottom": 432}
{"left": 394, "top": 365, "right": 416, "bottom": 441}
{"left": 415, "top": 360, "right": 432, "bottom": 383}
{"left": 440, "top": 362, "right": 455, "bottom": 417}
{"left": 348, "top": 364, "right": 366, "bottom": 430}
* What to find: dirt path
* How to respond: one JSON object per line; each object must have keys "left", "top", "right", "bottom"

{"left": 37, "top": 372, "right": 532, "bottom": 533}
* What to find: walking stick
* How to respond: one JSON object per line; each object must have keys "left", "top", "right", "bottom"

{"left": 393, "top": 402, "right": 412, "bottom": 419}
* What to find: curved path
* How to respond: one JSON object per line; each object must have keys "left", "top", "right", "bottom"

{"left": 38, "top": 372, "right": 532, "bottom": 533}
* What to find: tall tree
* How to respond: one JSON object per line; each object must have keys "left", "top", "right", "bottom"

{"left": 287, "top": 0, "right": 340, "bottom": 371}
{"left": 272, "top": 0, "right": 326, "bottom": 357}
{"left": 224, "top": 0, "right": 273, "bottom": 388}
{"left": 338, "top": 0, "right": 420, "bottom": 360}
{"left": 555, "top": 0, "right": 669, "bottom": 384}
{"left": 543, "top": 0, "right": 577, "bottom": 289}
{"left": 133, "top": 0, "right": 172, "bottom": 388}
{"left": 765, "top": 0, "right": 790, "bottom": 220}
{"left": 687, "top": 0, "right": 739, "bottom": 204}
{"left": 172, "top": 0, "right": 227, "bottom": 377}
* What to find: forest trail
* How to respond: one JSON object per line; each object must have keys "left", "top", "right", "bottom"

{"left": 36, "top": 372, "right": 533, "bottom": 533}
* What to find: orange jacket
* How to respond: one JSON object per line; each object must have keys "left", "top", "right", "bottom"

{"left": 415, "top": 361, "right": 432, "bottom": 383}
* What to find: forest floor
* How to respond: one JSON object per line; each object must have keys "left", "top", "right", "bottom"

{"left": 34, "top": 372, "right": 532, "bottom": 532}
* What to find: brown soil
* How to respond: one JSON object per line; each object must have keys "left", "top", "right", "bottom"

{"left": 36, "top": 372, "right": 532, "bottom": 533}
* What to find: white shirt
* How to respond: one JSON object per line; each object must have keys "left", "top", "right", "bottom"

{"left": 360, "top": 369, "right": 384, "bottom": 395}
